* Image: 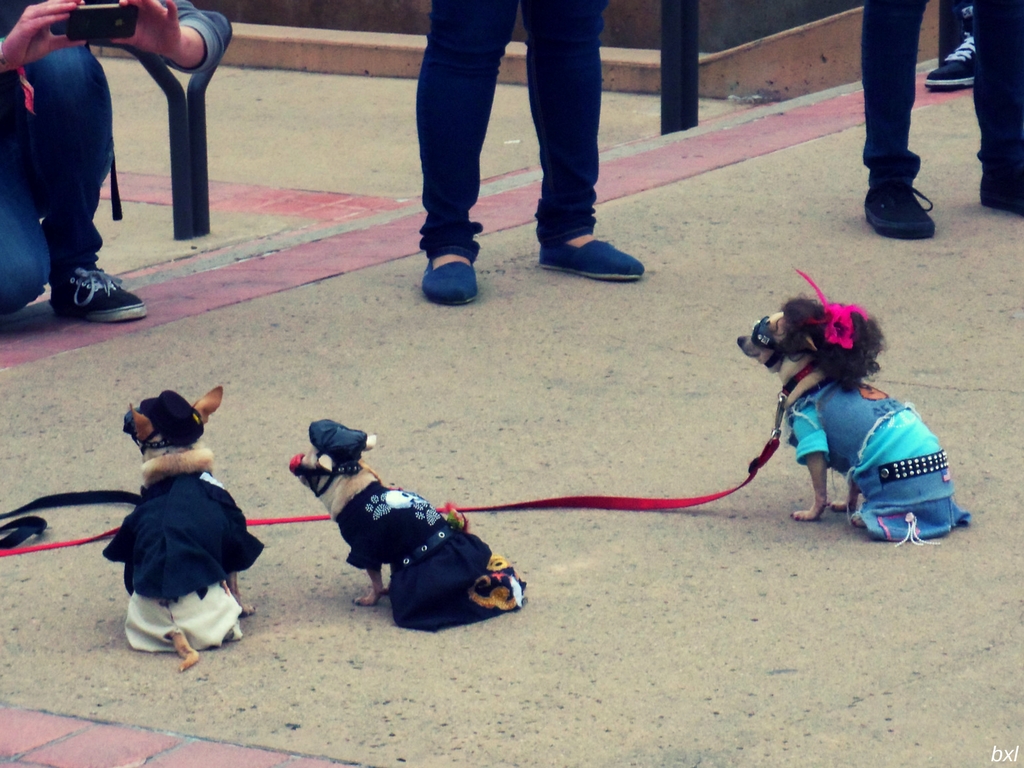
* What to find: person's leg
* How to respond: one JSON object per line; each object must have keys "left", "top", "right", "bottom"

{"left": 22, "top": 46, "right": 109, "bottom": 280}
{"left": 975, "top": 0, "right": 1024, "bottom": 213}
{"left": 524, "top": 0, "right": 643, "bottom": 279}
{"left": 523, "top": 0, "right": 602, "bottom": 245}
{"left": 861, "top": 0, "right": 935, "bottom": 238}
{"left": 20, "top": 46, "right": 145, "bottom": 321}
{"left": 862, "top": 0, "right": 928, "bottom": 185}
{"left": 416, "top": 0, "right": 519, "bottom": 303}
{"left": 0, "top": 122, "right": 50, "bottom": 315}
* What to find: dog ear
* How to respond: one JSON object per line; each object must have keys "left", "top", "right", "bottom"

{"left": 317, "top": 454, "right": 334, "bottom": 472}
{"left": 800, "top": 334, "right": 818, "bottom": 352}
{"left": 192, "top": 386, "right": 223, "bottom": 423}
{"left": 365, "top": 434, "right": 377, "bottom": 452}
{"left": 130, "top": 406, "right": 155, "bottom": 442}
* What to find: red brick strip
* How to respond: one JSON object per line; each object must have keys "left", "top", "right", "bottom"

{"left": 102, "top": 174, "right": 411, "bottom": 222}
{"left": 0, "top": 704, "right": 354, "bottom": 768}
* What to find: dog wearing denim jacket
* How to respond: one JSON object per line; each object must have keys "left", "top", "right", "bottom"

{"left": 736, "top": 272, "right": 970, "bottom": 542}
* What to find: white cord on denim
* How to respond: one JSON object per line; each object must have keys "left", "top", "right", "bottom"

{"left": 895, "top": 512, "right": 940, "bottom": 547}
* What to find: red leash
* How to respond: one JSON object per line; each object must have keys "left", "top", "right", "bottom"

{"left": 0, "top": 433, "right": 781, "bottom": 559}
{"left": 440, "top": 435, "right": 780, "bottom": 514}
{"left": 0, "top": 527, "right": 122, "bottom": 558}
{"left": 438, "top": 395, "right": 786, "bottom": 515}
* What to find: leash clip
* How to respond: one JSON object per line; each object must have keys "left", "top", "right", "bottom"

{"left": 771, "top": 391, "right": 787, "bottom": 440}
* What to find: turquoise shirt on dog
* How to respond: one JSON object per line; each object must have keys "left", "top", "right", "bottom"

{"left": 788, "top": 381, "right": 970, "bottom": 542}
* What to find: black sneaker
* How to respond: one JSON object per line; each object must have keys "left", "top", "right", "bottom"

{"left": 980, "top": 167, "right": 1024, "bottom": 216}
{"left": 50, "top": 268, "right": 147, "bottom": 322}
{"left": 864, "top": 181, "right": 936, "bottom": 239}
{"left": 925, "top": 35, "right": 975, "bottom": 90}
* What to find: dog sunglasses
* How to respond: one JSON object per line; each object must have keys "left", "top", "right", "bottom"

{"left": 751, "top": 316, "right": 784, "bottom": 369}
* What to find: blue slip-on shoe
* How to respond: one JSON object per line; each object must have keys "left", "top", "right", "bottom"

{"left": 539, "top": 240, "right": 644, "bottom": 281}
{"left": 422, "top": 259, "right": 478, "bottom": 305}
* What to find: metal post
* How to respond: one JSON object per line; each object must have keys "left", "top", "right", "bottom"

{"left": 132, "top": 51, "right": 194, "bottom": 240}
{"left": 185, "top": 23, "right": 230, "bottom": 238}
{"left": 661, "top": 0, "right": 699, "bottom": 135}
{"left": 187, "top": 70, "right": 214, "bottom": 237}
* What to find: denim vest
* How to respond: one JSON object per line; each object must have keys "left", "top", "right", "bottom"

{"left": 791, "top": 383, "right": 913, "bottom": 475}
{"left": 788, "top": 382, "right": 969, "bottom": 541}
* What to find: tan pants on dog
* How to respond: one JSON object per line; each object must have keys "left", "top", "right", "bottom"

{"left": 125, "top": 584, "right": 243, "bottom": 653}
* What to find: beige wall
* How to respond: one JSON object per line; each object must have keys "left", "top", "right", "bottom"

{"left": 199, "top": 0, "right": 866, "bottom": 53}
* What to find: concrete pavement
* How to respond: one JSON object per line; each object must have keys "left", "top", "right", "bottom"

{"left": 2, "top": 55, "right": 1024, "bottom": 768}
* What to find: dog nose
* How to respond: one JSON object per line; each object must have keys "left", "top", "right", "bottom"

{"left": 288, "top": 454, "right": 304, "bottom": 474}
{"left": 737, "top": 336, "right": 748, "bottom": 349}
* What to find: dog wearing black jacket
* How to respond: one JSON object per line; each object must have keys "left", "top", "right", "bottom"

{"left": 103, "top": 387, "right": 263, "bottom": 670}
{"left": 289, "top": 420, "right": 525, "bottom": 631}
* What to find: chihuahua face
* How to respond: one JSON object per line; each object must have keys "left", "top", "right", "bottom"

{"left": 736, "top": 311, "right": 786, "bottom": 368}
{"left": 736, "top": 310, "right": 820, "bottom": 387}
{"left": 289, "top": 434, "right": 379, "bottom": 521}
{"left": 290, "top": 448, "right": 334, "bottom": 495}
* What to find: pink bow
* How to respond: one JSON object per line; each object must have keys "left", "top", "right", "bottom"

{"left": 795, "top": 270, "right": 868, "bottom": 350}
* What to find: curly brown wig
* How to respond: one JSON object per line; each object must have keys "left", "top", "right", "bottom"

{"left": 779, "top": 297, "right": 885, "bottom": 389}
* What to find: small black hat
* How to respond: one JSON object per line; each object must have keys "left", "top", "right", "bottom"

{"left": 308, "top": 420, "right": 368, "bottom": 466}
{"left": 130, "top": 390, "right": 204, "bottom": 446}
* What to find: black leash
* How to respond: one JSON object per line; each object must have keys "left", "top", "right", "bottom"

{"left": 0, "top": 491, "right": 141, "bottom": 550}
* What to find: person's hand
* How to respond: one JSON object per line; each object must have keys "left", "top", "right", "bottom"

{"left": 120, "top": 0, "right": 206, "bottom": 68}
{"left": 1, "top": 0, "right": 84, "bottom": 69}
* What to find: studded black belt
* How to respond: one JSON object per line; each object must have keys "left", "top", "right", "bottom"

{"left": 878, "top": 450, "right": 948, "bottom": 483}
{"left": 394, "top": 524, "right": 454, "bottom": 571}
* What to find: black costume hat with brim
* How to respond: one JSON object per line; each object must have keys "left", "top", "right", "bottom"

{"left": 309, "top": 420, "right": 368, "bottom": 469}
{"left": 130, "top": 390, "right": 204, "bottom": 446}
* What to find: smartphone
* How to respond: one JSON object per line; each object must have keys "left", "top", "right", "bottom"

{"left": 65, "top": 3, "right": 139, "bottom": 41}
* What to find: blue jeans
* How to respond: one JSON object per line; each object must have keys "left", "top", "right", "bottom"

{"left": 416, "top": 0, "right": 606, "bottom": 260}
{"left": 0, "top": 47, "right": 112, "bottom": 315}
{"left": 862, "top": 0, "right": 1024, "bottom": 186}
{"left": 974, "top": 0, "right": 1024, "bottom": 175}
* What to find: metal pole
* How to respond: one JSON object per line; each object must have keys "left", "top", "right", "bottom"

{"left": 132, "top": 51, "right": 194, "bottom": 240}
{"left": 186, "top": 22, "right": 231, "bottom": 238}
{"left": 661, "top": 0, "right": 699, "bottom": 134}
{"left": 187, "top": 71, "right": 214, "bottom": 237}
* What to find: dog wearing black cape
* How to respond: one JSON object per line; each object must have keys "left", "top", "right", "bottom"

{"left": 103, "top": 387, "right": 264, "bottom": 670}
{"left": 289, "top": 420, "right": 525, "bottom": 631}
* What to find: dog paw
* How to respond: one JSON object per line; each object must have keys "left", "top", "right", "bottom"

{"left": 167, "top": 630, "right": 200, "bottom": 671}
{"left": 238, "top": 604, "right": 256, "bottom": 617}
{"left": 353, "top": 593, "right": 380, "bottom": 607}
{"left": 791, "top": 509, "right": 824, "bottom": 521}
